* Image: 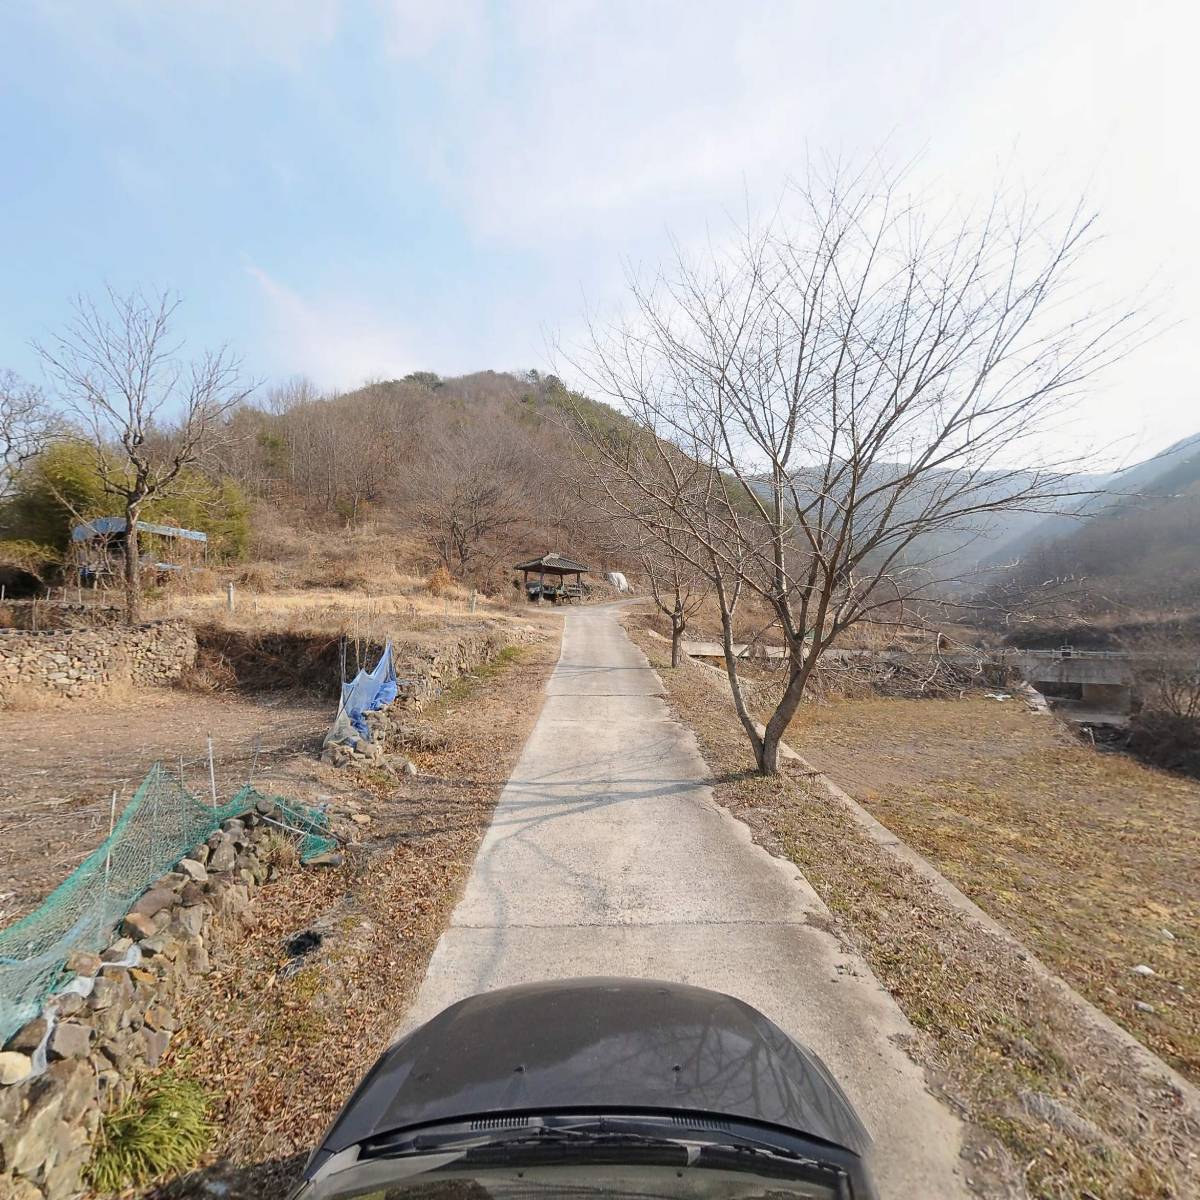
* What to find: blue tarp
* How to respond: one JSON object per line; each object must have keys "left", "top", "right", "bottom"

{"left": 325, "top": 642, "right": 397, "bottom": 746}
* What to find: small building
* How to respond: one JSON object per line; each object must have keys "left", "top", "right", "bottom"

{"left": 70, "top": 517, "right": 208, "bottom": 587}
{"left": 514, "top": 552, "right": 589, "bottom": 604}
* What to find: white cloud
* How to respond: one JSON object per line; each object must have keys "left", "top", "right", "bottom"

{"left": 245, "top": 265, "right": 414, "bottom": 389}
{"left": 17, "top": 0, "right": 1197, "bottom": 453}
{"left": 382, "top": 0, "right": 1197, "bottom": 456}
{"left": 378, "top": 0, "right": 488, "bottom": 60}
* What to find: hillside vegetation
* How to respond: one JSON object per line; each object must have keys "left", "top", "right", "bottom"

{"left": 992, "top": 434, "right": 1200, "bottom": 614}
{"left": 3, "top": 354, "right": 1195, "bottom": 631}
{"left": 0, "top": 370, "right": 627, "bottom": 598}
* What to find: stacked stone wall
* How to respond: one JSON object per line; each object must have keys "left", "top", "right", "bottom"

{"left": 0, "top": 622, "right": 196, "bottom": 704}
{"left": 0, "top": 802, "right": 291, "bottom": 1199}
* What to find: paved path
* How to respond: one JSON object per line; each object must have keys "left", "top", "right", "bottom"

{"left": 403, "top": 606, "right": 970, "bottom": 1198}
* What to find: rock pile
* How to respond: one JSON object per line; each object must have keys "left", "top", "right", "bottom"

{"left": 0, "top": 621, "right": 196, "bottom": 704}
{"left": 321, "top": 625, "right": 508, "bottom": 769}
{"left": 0, "top": 798, "right": 299, "bottom": 1200}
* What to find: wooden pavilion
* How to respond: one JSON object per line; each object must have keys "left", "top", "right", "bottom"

{"left": 515, "top": 552, "right": 589, "bottom": 603}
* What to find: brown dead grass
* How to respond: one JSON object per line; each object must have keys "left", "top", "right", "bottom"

{"left": 154, "top": 630, "right": 562, "bottom": 1198}
{"left": 0, "top": 690, "right": 330, "bottom": 925}
{"left": 790, "top": 697, "right": 1200, "bottom": 1085}
{"left": 629, "top": 622, "right": 1198, "bottom": 1200}
{"left": 155, "top": 576, "right": 545, "bottom": 651}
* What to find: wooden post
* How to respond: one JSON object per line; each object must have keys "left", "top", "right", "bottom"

{"left": 226, "top": 582, "right": 235, "bottom": 612}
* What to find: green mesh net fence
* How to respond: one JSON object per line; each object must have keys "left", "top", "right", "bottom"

{"left": 0, "top": 764, "right": 335, "bottom": 1043}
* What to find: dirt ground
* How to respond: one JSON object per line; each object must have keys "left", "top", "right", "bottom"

{"left": 0, "top": 690, "right": 330, "bottom": 925}
{"left": 628, "top": 618, "right": 1198, "bottom": 1200}
{"left": 789, "top": 695, "right": 1199, "bottom": 1083}
{"left": 154, "top": 631, "right": 562, "bottom": 1198}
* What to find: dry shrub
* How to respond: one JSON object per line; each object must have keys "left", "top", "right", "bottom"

{"left": 181, "top": 567, "right": 220, "bottom": 594}
{"left": 236, "top": 563, "right": 281, "bottom": 591}
{"left": 320, "top": 563, "right": 374, "bottom": 592}
{"left": 1125, "top": 711, "right": 1200, "bottom": 778}
{"left": 425, "top": 565, "right": 454, "bottom": 596}
{"left": 192, "top": 624, "right": 350, "bottom": 696}
{"left": 260, "top": 830, "right": 300, "bottom": 870}
{"left": 0, "top": 603, "right": 13, "bottom": 629}
{"left": 178, "top": 657, "right": 238, "bottom": 694}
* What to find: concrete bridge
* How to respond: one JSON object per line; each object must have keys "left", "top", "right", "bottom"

{"left": 993, "top": 648, "right": 1133, "bottom": 710}
{"left": 682, "top": 641, "right": 1136, "bottom": 712}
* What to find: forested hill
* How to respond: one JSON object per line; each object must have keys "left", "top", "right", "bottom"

{"left": 986, "top": 432, "right": 1200, "bottom": 612}
{"left": 212, "top": 369, "right": 628, "bottom": 591}
{"left": 0, "top": 369, "right": 631, "bottom": 596}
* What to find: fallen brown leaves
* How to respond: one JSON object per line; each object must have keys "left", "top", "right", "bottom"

{"left": 152, "top": 631, "right": 561, "bottom": 1198}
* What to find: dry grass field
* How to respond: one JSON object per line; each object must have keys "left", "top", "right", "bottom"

{"left": 788, "top": 696, "right": 1200, "bottom": 1083}
{"left": 629, "top": 621, "right": 1197, "bottom": 1198}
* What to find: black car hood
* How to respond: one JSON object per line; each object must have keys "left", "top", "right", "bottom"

{"left": 310, "top": 977, "right": 871, "bottom": 1171}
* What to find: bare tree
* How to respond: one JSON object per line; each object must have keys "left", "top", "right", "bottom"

{"left": 409, "top": 424, "right": 529, "bottom": 579}
{"left": 1126, "top": 629, "right": 1200, "bottom": 721}
{"left": 0, "top": 370, "right": 54, "bottom": 502}
{"left": 640, "top": 540, "right": 706, "bottom": 668}
{"left": 36, "top": 288, "right": 253, "bottom": 623}
{"left": 573, "top": 167, "right": 1145, "bottom": 774}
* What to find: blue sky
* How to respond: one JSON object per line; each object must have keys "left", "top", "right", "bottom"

{"left": 1, "top": 1, "right": 1196, "bottom": 461}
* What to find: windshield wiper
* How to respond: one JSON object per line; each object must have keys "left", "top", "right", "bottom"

{"left": 485, "top": 1127, "right": 683, "bottom": 1151}
{"left": 365, "top": 1122, "right": 682, "bottom": 1161}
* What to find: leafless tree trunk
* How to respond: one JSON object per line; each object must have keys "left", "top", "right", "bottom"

{"left": 571, "top": 166, "right": 1146, "bottom": 774}
{"left": 36, "top": 288, "right": 253, "bottom": 623}
{"left": 640, "top": 544, "right": 705, "bottom": 668}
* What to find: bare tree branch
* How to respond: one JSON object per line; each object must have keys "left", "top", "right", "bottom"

{"left": 568, "top": 165, "right": 1148, "bottom": 773}
{"left": 35, "top": 287, "right": 254, "bottom": 622}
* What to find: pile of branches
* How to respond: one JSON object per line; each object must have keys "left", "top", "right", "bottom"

{"left": 809, "top": 653, "right": 986, "bottom": 702}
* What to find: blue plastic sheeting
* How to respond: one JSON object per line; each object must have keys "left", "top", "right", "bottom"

{"left": 71, "top": 517, "right": 207, "bottom": 543}
{"left": 325, "top": 642, "right": 397, "bottom": 747}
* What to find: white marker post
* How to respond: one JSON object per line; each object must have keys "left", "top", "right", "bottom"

{"left": 207, "top": 737, "right": 218, "bottom": 806}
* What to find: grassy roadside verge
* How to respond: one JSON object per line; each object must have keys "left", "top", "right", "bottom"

{"left": 153, "top": 629, "right": 562, "bottom": 1198}
{"left": 789, "top": 696, "right": 1199, "bottom": 1084}
{"left": 628, "top": 622, "right": 1198, "bottom": 1200}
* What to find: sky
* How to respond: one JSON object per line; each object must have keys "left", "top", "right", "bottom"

{"left": 1, "top": 0, "right": 1196, "bottom": 466}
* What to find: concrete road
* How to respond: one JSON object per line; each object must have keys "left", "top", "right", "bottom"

{"left": 402, "top": 605, "right": 971, "bottom": 1198}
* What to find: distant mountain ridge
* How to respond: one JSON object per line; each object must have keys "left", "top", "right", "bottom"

{"left": 980, "top": 432, "right": 1200, "bottom": 569}
{"left": 980, "top": 430, "right": 1200, "bottom": 609}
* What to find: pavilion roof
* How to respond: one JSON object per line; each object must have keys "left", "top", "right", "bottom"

{"left": 514, "top": 552, "right": 589, "bottom": 574}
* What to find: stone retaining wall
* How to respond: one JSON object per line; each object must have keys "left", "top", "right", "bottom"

{"left": 0, "top": 622, "right": 196, "bottom": 704}
{"left": 394, "top": 624, "right": 510, "bottom": 711}
{"left": 0, "top": 802, "right": 294, "bottom": 1199}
